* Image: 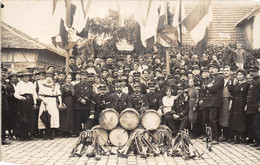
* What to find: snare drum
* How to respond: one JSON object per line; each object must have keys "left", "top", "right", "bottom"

{"left": 91, "top": 125, "right": 109, "bottom": 145}
{"left": 153, "top": 125, "right": 172, "bottom": 142}
{"left": 119, "top": 108, "right": 140, "bottom": 130}
{"left": 141, "top": 109, "right": 161, "bottom": 130}
{"left": 99, "top": 108, "right": 119, "bottom": 130}
{"left": 109, "top": 126, "right": 129, "bottom": 147}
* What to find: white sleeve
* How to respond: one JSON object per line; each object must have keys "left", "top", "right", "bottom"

{"left": 14, "top": 82, "right": 22, "bottom": 100}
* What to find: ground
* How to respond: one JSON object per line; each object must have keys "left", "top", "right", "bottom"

{"left": 1, "top": 137, "right": 260, "bottom": 165}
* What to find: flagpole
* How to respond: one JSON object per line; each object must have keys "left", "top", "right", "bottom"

{"left": 179, "top": 0, "right": 182, "bottom": 45}
{"left": 165, "top": 0, "right": 170, "bottom": 75}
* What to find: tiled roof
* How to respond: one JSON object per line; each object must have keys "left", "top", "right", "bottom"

{"left": 235, "top": 6, "right": 260, "bottom": 27}
{"left": 1, "top": 21, "right": 66, "bottom": 57}
{"left": 173, "top": 2, "right": 257, "bottom": 46}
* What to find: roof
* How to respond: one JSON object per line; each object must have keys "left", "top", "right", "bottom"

{"left": 172, "top": 1, "right": 256, "bottom": 46}
{"left": 235, "top": 6, "right": 260, "bottom": 27}
{"left": 1, "top": 21, "right": 66, "bottom": 57}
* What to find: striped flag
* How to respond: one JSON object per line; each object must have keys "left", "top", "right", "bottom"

{"left": 182, "top": 0, "right": 213, "bottom": 44}
{"left": 80, "top": 0, "right": 93, "bottom": 18}
{"left": 172, "top": 0, "right": 186, "bottom": 42}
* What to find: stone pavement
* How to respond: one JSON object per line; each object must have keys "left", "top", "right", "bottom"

{"left": 1, "top": 137, "right": 260, "bottom": 165}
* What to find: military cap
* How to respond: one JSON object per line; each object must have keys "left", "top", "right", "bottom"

{"left": 148, "top": 81, "right": 156, "bottom": 87}
{"left": 107, "top": 73, "right": 113, "bottom": 78}
{"left": 113, "top": 79, "right": 122, "bottom": 84}
{"left": 248, "top": 65, "right": 259, "bottom": 72}
{"left": 236, "top": 69, "right": 247, "bottom": 76}
{"left": 47, "top": 65, "right": 55, "bottom": 70}
{"left": 180, "top": 72, "right": 187, "bottom": 76}
{"left": 101, "top": 67, "right": 108, "bottom": 72}
{"left": 106, "top": 64, "right": 114, "bottom": 70}
{"left": 177, "top": 85, "right": 184, "bottom": 91}
{"left": 81, "top": 70, "right": 88, "bottom": 75}
{"left": 88, "top": 72, "right": 95, "bottom": 77}
{"left": 191, "top": 65, "right": 200, "bottom": 70}
{"left": 75, "top": 70, "right": 81, "bottom": 74}
{"left": 69, "top": 56, "right": 75, "bottom": 60}
{"left": 58, "top": 70, "right": 66, "bottom": 75}
{"left": 133, "top": 82, "right": 141, "bottom": 87}
{"left": 124, "top": 67, "right": 131, "bottom": 71}
{"left": 117, "top": 56, "right": 124, "bottom": 62}
{"left": 98, "top": 84, "right": 107, "bottom": 90}
{"left": 167, "top": 74, "right": 174, "bottom": 79}
{"left": 45, "top": 71, "right": 54, "bottom": 77}
{"left": 133, "top": 72, "right": 141, "bottom": 77}
{"left": 201, "top": 67, "right": 209, "bottom": 73}
{"left": 208, "top": 62, "right": 219, "bottom": 69}
{"left": 157, "top": 76, "right": 164, "bottom": 80}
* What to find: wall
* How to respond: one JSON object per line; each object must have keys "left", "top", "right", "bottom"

{"left": 244, "top": 19, "right": 253, "bottom": 48}
{"left": 253, "top": 12, "right": 260, "bottom": 49}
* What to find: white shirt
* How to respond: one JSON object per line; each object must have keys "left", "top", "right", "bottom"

{"left": 14, "top": 80, "right": 37, "bottom": 103}
{"left": 162, "top": 96, "right": 176, "bottom": 114}
{"left": 138, "top": 65, "right": 148, "bottom": 73}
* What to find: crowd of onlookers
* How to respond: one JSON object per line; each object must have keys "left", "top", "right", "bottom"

{"left": 1, "top": 42, "right": 260, "bottom": 151}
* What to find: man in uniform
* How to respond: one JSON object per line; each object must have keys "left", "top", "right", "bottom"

{"left": 128, "top": 82, "right": 149, "bottom": 114}
{"left": 202, "top": 62, "right": 224, "bottom": 144}
{"left": 246, "top": 66, "right": 260, "bottom": 149}
{"left": 86, "top": 84, "right": 111, "bottom": 129}
{"left": 145, "top": 81, "right": 162, "bottom": 110}
{"left": 109, "top": 80, "right": 129, "bottom": 114}
{"left": 165, "top": 86, "right": 189, "bottom": 136}
{"left": 133, "top": 72, "right": 147, "bottom": 94}
{"left": 73, "top": 71, "right": 94, "bottom": 136}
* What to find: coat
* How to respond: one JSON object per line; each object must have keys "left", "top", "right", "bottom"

{"left": 203, "top": 74, "right": 224, "bottom": 109}
{"left": 246, "top": 76, "right": 260, "bottom": 114}
{"left": 74, "top": 81, "right": 93, "bottom": 111}
{"left": 109, "top": 92, "right": 129, "bottom": 114}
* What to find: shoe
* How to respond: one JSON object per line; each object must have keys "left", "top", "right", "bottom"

{"left": 212, "top": 140, "right": 219, "bottom": 145}
{"left": 219, "top": 137, "right": 228, "bottom": 142}
{"left": 250, "top": 143, "right": 259, "bottom": 147}
{"left": 2, "top": 140, "right": 11, "bottom": 145}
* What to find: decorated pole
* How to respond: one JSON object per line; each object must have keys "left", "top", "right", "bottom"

{"left": 165, "top": 1, "right": 170, "bottom": 75}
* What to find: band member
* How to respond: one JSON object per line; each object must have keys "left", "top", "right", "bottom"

{"left": 109, "top": 80, "right": 129, "bottom": 114}
{"left": 73, "top": 71, "right": 93, "bottom": 136}
{"left": 86, "top": 84, "right": 111, "bottom": 129}
{"left": 202, "top": 62, "right": 224, "bottom": 144}
{"left": 246, "top": 66, "right": 260, "bottom": 149}
{"left": 128, "top": 82, "right": 149, "bottom": 114}
{"left": 145, "top": 81, "right": 162, "bottom": 110}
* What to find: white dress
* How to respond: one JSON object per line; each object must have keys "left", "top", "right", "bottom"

{"left": 162, "top": 96, "right": 176, "bottom": 114}
{"left": 38, "top": 82, "right": 61, "bottom": 129}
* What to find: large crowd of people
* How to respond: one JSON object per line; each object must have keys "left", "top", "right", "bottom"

{"left": 1, "top": 42, "right": 260, "bottom": 151}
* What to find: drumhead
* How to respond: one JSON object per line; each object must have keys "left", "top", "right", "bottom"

{"left": 141, "top": 109, "right": 161, "bottom": 131}
{"left": 109, "top": 127, "right": 129, "bottom": 147}
{"left": 91, "top": 125, "right": 109, "bottom": 145}
{"left": 99, "top": 108, "right": 119, "bottom": 130}
{"left": 119, "top": 108, "right": 140, "bottom": 130}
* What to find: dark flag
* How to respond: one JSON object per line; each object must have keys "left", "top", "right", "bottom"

{"left": 77, "top": 17, "right": 90, "bottom": 38}
{"left": 59, "top": 19, "right": 69, "bottom": 47}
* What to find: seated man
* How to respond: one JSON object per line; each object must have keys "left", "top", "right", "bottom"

{"left": 164, "top": 86, "right": 189, "bottom": 136}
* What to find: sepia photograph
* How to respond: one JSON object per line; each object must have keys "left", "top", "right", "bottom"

{"left": 1, "top": 0, "right": 260, "bottom": 164}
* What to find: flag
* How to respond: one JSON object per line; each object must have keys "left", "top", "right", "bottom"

{"left": 172, "top": 0, "right": 186, "bottom": 42}
{"left": 52, "top": 0, "right": 58, "bottom": 15}
{"left": 59, "top": 19, "right": 69, "bottom": 47}
{"left": 135, "top": 23, "right": 145, "bottom": 55}
{"left": 157, "top": 2, "right": 166, "bottom": 32}
{"left": 81, "top": 0, "right": 92, "bottom": 18}
{"left": 182, "top": 0, "right": 213, "bottom": 44}
{"left": 77, "top": 17, "right": 90, "bottom": 38}
{"left": 65, "top": 0, "right": 76, "bottom": 28}
{"left": 157, "top": 26, "right": 178, "bottom": 48}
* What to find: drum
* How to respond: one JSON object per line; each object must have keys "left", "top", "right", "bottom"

{"left": 99, "top": 108, "right": 119, "bottom": 130}
{"left": 141, "top": 109, "right": 161, "bottom": 130}
{"left": 119, "top": 108, "right": 140, "bottom": 130}
{"left": 153, "top": 125, "right": 172, "bottom": 142}
{"left": 109, "top": 126, "right": 129, "bottom": 147}
{"left": 91, "top": 125, "right": 109, "bottom": 145}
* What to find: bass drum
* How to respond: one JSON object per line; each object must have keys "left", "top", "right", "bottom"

{"left": 152, "top": 125, "right": 172, "bottom": 142}
{"left": 99, "top": 108, "right": 119, "bottom": 130}
{"left": 91, "top": 125, "right": 109, "bottom": 145}
{"left": 119, "top": 108, "right": 140, "bottom": 130}
{"left": 141, "top": 109, "right": 161, "bottom": 131}
{"left": 109, "top": 126, "right": 129, "bottom": 147}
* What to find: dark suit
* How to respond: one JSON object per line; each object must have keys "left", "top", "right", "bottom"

{"left": 145, "top": 92, "right": 162, "bottom": 110}
{"left": 246, "top": 76, "right": 260, "bottom": 144}
{"left": 109, "top": 92, "right": 129, "bottom": 114}
{"left": 73, "top": 81, "right": 93, "bottom": 134}
{"left": 128, "top": 92, "right": 149, "bottom": 113}
{"left": 202, "top": 74, "right": 224, "bottom": 140}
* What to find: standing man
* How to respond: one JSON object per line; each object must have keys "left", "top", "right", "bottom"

{"left": 234, "top": 43, "right": 246, "bottom": 69}
{"left": 246, "top": 66, "right": 260, "bottom": 150}
{"left": 202, "top": 62, "right": 224, "bottom": 144}
{"left": 73, "top": 71, "right": 93, "bottom": 136}
{"left": 219, "top": 66, "right": 233, "bottom": 142}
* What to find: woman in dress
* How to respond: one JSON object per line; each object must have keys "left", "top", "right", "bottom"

{"left": 14, "top": 70, "right": 37, "bottom": 140}
{"left": 228, "top": 69, "right": 250, "bottom": 143}
{"left": 60, "top": 74, "right": 74, "bottom": 137}
{"left": 38, "top": 72, "right": 63, "bottom": 140}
